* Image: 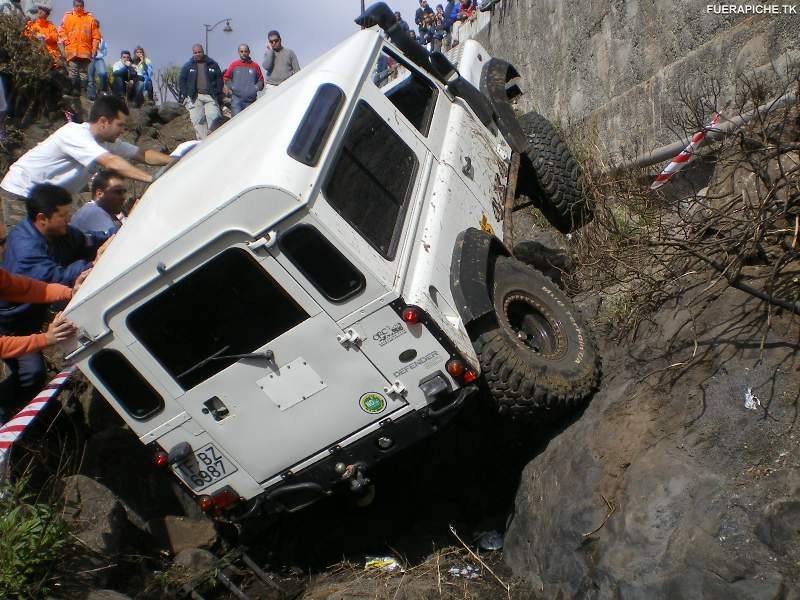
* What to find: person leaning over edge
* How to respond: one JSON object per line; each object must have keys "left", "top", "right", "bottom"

{"left": 262, "top": 30, "right": 300, "bottom": 87}
{"left": 0, "top": 95, "right": 172, "bottom": 229}
{"left": 179, "top": 44, "right": 223, "bottom": 140}
{"left": 0, "top": 184, "right": 94, "bottom": 409}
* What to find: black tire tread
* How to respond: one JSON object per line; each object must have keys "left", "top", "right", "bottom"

{"left": 474, "top": 257, "right": 601, "bottom": 421}
{"left": 518, "top": 111, "right": 591, "bottom": 232}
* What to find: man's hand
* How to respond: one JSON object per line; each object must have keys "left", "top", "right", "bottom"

{"left": 95, "top": 235, "right": 115, "bottom": 261}
{"left": 223, "top": 85, "right": 230, "bottom": 95}
{"left": 44, "top": 313, "right": 77, "bottom": 347}
{"left": 72, "top": 269, "right": 91, "bottom": 296}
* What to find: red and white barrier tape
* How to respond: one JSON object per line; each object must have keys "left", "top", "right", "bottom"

{"left": 0, "top": 367, "right": 75, "bottom": 483}
{"left": 650, "top": 113, "right": 721, "bottom": 190}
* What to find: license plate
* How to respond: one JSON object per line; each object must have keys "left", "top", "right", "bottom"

{"left": 174, "top": 443, "right": 237, "bottom": 492}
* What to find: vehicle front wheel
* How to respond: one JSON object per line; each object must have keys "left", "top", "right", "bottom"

{"left": 474, "top": 256, "right": 600, "bottom": 421}
{"left": 517, "top": 111, "right": 592, "bottom": 233}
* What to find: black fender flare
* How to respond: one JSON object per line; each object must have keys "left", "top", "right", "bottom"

{"left": 480, "top": 58, "right": 528, "bottom": 155}
{"left": 450, "top": 228, "right": 510, "bottom": 334}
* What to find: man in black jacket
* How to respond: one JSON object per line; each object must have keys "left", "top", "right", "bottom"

{"left": 179, "top": 44, "right": 223, "bottom": 139}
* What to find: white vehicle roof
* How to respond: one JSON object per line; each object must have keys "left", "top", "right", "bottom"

{"left": 70, "top": 28, "right": 382, "bottom": 307}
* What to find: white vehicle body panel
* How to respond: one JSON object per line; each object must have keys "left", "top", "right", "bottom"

{"left": 61, "top": 27, "right": 512, "bottom": 503}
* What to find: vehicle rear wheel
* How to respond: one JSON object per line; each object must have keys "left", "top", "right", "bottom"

{"left": 474, "top": 256, "right": 600, "bottom": 421}
{"left": 517, "top": 111, "right": 592, "bottom": 233}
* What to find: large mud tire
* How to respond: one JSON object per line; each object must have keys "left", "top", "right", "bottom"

{"left": 518, "top": 111, "right": 592, "bottom": 233}
{"left": 474, "top": 256, "right": 600, "bottom": 421}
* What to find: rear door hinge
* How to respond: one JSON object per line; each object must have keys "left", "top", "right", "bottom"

{"left": 337, "top": 328, "right": 363, "bottom": 348}
{"left": 247, "top": 231, "right": 277, "bottom": 252}
{"left": 383, "top": 380, "right": 407, "bottom": 397}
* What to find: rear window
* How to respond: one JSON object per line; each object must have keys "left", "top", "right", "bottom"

{"left": 322, "top": 101, "right": 418, "bottom": 260}
{"left": 89, "top": 350, "right": 164, "bottom": 420}
{"left": 279, "top": 224, "right": 365, "bottom": 303}
{"left": 128, "top": 248, "right": 308, "bottom": 390}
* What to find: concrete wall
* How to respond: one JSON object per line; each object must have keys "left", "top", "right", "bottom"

{"left": 471, "top": 1, "right": 799, "bottom": 158}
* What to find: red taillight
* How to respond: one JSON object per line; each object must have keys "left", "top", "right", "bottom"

{"left": 154, "top": 451, "right": 169, "bottom": 468}
{"left": 446, "top": 358, "right": 466, "bottom": 378}
{"left": 198, "top": 495, "right": 214, "bottom": 512}
{"left": 211, "top": 487, "right": 240, "bottom": 511}
{"left": 402, "top": 307, "right": 421, "bottom": 324}
{"left": 463, "top": 370, "right": 478, "bottom": 383}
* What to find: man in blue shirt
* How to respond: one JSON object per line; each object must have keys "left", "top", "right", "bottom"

{"left": 0, "top": 184, "right": 95, "bottom": 405}
{"left": 71, "top": 170, "right": 126, "bottom": 243}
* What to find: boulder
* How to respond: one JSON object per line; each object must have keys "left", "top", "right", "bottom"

{"left": 174, "top": 548, "right": 216, "bottom": 578}
{"left": 147, "top": 515, "right": 217, "bottom": 555}
{"left": 158, "top": 102, "right": 185, "bottom": 124}
{"left": 60, "top": 475, "right": 128, "bottom": 556}
{"left": 503, "top": 278, "right": 800, "bottom": 598}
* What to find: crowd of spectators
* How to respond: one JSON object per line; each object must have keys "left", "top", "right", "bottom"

{"left": 15, "top": 0, "right": 156, "bottom": 106}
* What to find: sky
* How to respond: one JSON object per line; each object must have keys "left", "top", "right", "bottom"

{"left": 49, "top": 0, "right": 428, "bottom": 75}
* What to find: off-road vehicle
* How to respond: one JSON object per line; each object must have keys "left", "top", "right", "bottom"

{"left": 62, "top": 3, "right": 599, "bottom": 518}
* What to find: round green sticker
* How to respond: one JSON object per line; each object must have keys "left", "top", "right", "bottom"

{"left": 359, "top": 392, "right": 387, "bottom": 414}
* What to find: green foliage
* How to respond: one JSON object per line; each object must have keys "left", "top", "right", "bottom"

{"left": 0, "top": 478, "right": 70, "bottom": 599}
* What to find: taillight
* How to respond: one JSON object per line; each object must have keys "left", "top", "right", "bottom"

{"left": 446, "top": 358, "right": 466, "bottom": 378}
{"left": 402, "top": 306, "right": 421, "bottom": 324}
{"left": 463, "top": 370, "right": 478, "bottom": 383}
{"left": 197, "top": 487, "right": 240, "bottom": 513}
{"left": 154, "top": 450, "right": 169, "bottom": 468}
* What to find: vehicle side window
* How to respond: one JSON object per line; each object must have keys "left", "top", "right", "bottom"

{"left": 322, "top": 100, "right": 418, "bottom": 260}
{"left": 288, "top": 84, "right": 345, "bottom": 166}
{"left": 89, "top": 349, "right": 164, "bottom": 420}
{"left": 128, "top": 248, "right": 308, "bottom": 390}
{"left": 374, "top": 47, "right": 438, "bottom": 136}
{"left": 279, "top": 224, "right": 366, "bottom": 303}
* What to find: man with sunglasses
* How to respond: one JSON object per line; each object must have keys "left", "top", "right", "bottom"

{"left": 262, "top": 30, "right": 300, "bottom": 87}
{"left": 223, "top": 44, "right": 265, "bottom": 116}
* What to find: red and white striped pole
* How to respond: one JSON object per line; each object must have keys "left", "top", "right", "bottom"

{"left": 0, "top": 367, "right": 75, "bottom": 483}
{"left": 650, "top": 113, "right": 721, "bottom": 190}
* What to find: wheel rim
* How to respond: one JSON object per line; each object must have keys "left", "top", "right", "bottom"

{"left": 502, "top": 293, "right": 566, "bottom": 358}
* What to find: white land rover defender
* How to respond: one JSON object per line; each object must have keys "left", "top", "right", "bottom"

{"left": 62, "top": 3, "right": 600, "bottom": 518}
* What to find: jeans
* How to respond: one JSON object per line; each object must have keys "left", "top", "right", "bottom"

{"left": 87, "top": 58, "right": 108, "bottom": 99}
{"left": 230, "top": 95, "right": 255, "bottom": 117}
{"left": 185, "top": 94, "right": 221, "bottom": 139}
{"left": 112, "top": 76, "right": 144, "bottom": 105}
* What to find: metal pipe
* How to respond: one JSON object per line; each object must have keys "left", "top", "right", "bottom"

{"left": 603, "top": 91, "right": 797, "bottom": 176}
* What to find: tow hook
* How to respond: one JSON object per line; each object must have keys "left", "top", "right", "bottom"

{"left": 335, "top": 461, "right": 370, "bottom": 492}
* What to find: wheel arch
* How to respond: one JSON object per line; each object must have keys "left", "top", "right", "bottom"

{"left": 449, "top": 227, "right": 510, "bottom": 337}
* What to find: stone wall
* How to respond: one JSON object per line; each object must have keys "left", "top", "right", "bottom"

{"left": 472, "top": 1, "right": 799, "bottom": 157}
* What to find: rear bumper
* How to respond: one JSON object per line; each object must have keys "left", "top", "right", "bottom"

{"left": 231, "top": 384, "right": 479, "bottom": 519}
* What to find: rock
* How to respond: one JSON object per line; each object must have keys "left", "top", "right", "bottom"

{"left": 125, "top": 109, "right": 150, "bottom": 133}
{"left": 503, "top": 277, "right": 800, "bottom": 598}
{"left": 60, "top": 475, "right": 128, "bottom": 555}
{"left": 82, "top": 426, "right": 189, "bottom": 531}
{"left": 86, "top": 591, "right": 132, "bottom": 600}
{"left": 148, "top": 515, "right": 217, "bottom": 554}
{"left": 158, "top": 102, "right": 185, "bottom": 123}
{"left": 143, "top": 104, "right": 160, "bottom": 123}
{"left": 174, "top": 548, "right": 216, "bottom": 577}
